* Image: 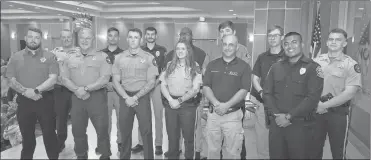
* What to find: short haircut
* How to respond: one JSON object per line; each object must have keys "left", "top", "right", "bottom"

{"left": 144, "top": 27, "right": 157, "bottom": 34}
{"left": 284, "top": 32, "right": 302, "bottom": 42}
{"left": 267, "top": 25, "right": 284, "bottom": 35}
{"left": 107, "top": 27, "right": 119, "bottom": 35}
{"left": 127, "top": 28, "right": 142, "bottom": 38}
{"left": 329, "top": 28, "right": 348, "bottom": 39}
{"left": 28, "top": 27, "right": 43, "bottom": 36}
{"left": 218, "top": 20, "right": 235, "bottom": 31}
{"left": 60, "top": 29, "right": 72, "bottom": 36}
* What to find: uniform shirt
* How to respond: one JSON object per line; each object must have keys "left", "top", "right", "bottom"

{"left": 51, "top": 46, "right": 74, "bottom": 85}
{"left": 141, "top": 44, "right": 167, "bottom": 73}
{"left": 164, "top": 45, "right": 206, "bottom": 71}
{"left": 204, "top": 43, "right": 252, "bottom": 69}
{"left": 203, "top": 57, "right": 251, "bottom": 109}
{"left": 251, "top": 48, "right": 285, "bottom": 101}
{"left": 159, "top": 62, "right": 202, "bottom": 96}
{"left": 263, "top": 55, "right": 324, "bottom": 118}
{"left": 314, "top": 53, "right": 362, "bottom": 96}
{"left": 62, "top": 50, "right": 112, "bottom": 87}
{"left": 101, "top": 47, "right": 124, "bottom": 82}
{"left": 112, "top": 48, "right": 159, "bottom": 92}
{"left": 6, "top": 48, "right": 59, "bottom": 90}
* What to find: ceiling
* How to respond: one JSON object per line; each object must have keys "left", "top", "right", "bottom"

{"left": 1, "top": 1, "right": 255, "bottom": 20}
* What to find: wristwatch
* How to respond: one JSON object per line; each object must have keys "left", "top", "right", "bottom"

{"left": 177, "top": 97, "right": 183, "bottom": 104}
{"left": 84, "top": 86, "right": 89, "bottom": 92}
{"left": 34, "top": 89, "right": 40, "bottom": 94}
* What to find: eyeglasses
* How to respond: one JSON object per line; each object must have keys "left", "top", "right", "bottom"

{"left": 267, "top": 34, "right": 281, "bottom": 39}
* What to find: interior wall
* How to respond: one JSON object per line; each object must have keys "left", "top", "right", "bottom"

{"left": 1, "top": 23, "right": 11, "bottom": 60}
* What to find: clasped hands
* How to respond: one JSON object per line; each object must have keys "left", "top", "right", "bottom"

{"left": 74, "top": 87, "right": 90, "bottom": 100}
{"left": 316, "top": 101, "right": 328, "bottom": 114}
{"left": 274, "top": 114, "right": 292, "bottom": 128}
{"left": 125, "top": 96, "right": 139, "bottom": 107}
{"left": 213, "top": 102, "right": 230, "bottom": 116}
{"left": 23, "top": 88, "right": 42, "bottom": 101}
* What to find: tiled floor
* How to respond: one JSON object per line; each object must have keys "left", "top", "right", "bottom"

{"left": 1, "top": 107, "right": 334, "bottom": 159}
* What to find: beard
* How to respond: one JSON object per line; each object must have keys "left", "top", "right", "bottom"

{"left": 26, "top": 42, "right": 41, "bottom": 50}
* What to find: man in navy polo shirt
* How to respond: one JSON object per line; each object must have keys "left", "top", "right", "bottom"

{"left": 203, "top": 35, "right": 251, "bottom": 159}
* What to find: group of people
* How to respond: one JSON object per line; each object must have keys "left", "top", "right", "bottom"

{"left": 2, "top": 19, "right": 361, "bottom": 160}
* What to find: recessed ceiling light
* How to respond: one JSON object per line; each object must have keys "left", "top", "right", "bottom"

{"left": 9, "top": 5, "right": 13, "bottom": 7}
{"left": 58, "top": 14, "right": 62, "bottom": 15}
{"left": 359, "top": 8, "right": 364, "bottom": 10}
{"left": 229, "top": 9, "right": 234, "bottom": 12}
{"left": 18, "top": 8, "right": 23, "bottom": 10}
{"left": 233, "top": 13, "right": 237, "bottom": 16}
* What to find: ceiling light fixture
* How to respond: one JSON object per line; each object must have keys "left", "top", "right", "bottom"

{"left": 199, "top": 16, "right": 205, "bottom": 22}
{"left": 9, "top": 5, "right": 13, "bottom": 7}
{"left": 229, "top": 9, "right": 233, "bottom": 12}
{"left": 359, "top": 8, "right": 364, "bottom": 10}
{"left": 233, "top": 13, "right": 237, "bottom": 16}
{"left": 58, "top": 14, "right": 62, "bottom": 15}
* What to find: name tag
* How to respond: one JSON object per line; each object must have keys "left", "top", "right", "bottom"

{"left": 229, "top": 71, "right": 238, "bottom": 76}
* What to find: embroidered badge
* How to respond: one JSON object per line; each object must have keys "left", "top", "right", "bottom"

{"left": 106, "top": 57, "right": 112, "bottom": 64}
{"left": 316, "top": 66, "right": 324, "bottom": 78}
{"left": 40, "top": 57, "right": 46, "bottom": 63}
{"left": 152, "top": 59, "right": 157, "bottom": 66}
{"left": 140, "top": 59, "right": 146, "bottom": 63}
{"left": 156, "top": 51, "right": 160, "bottom": 57}
{"left": 299, "top": 68, "right": 306, "bottom": 75}
{"left": 354, "top": 64, "right": 361, "bottom": 73}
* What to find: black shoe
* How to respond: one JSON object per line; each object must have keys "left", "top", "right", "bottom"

{"left": 131, "top": 144, "right": 143, "bottom": 153}
{"left": 155, "top": 146, "right": 163, "bottom": 155}
{"left": 195, "top": 152, "right": 201, "bottom": 159}
{"left": 118, "top": 143, "right": 122, "bottom": 152}
{"left": 201, "top": 157, "right": 207, "bottom": 160}
{"left": 164, "top": 150, "right": 182, "bottom": 157}
{"left": 95, "top": 147, "right": 101, "bottom": 155}
{"left": 99, "top": 155, "right": 110, "bottom": 160}
{"left": 59, "top": 143, "right": 65, "bottom": 153}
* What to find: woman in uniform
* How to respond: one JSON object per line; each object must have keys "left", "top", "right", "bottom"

{"left": 159, "top": 40, "right": 202, "bottom": 159}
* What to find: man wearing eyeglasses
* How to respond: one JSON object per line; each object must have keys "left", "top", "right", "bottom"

{"left": 249, "top": 25, "right": 285, "bottom": 159}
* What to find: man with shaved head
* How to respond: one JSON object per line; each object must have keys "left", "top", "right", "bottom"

{"left": 203, "top": 35, "right": 252, "bottom": 159}
{"left": 61, "top": 28, "right": 112, "bottom": 159}
{"left": 51, "top": 29, "right": 75, "bottom": 153}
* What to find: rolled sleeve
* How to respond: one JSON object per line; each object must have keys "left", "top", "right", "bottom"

{"left": 241, "top": 64, "right": 252, "bottom": 90}
{"left": 147, "top": 56, "right": 159, "bottom": 79}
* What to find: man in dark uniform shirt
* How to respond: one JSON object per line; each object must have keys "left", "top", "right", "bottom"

{"left": 98, "top": 27, "right": 124, "bottom": 153}
{"left": 263, "top": 32, "right": 323, "bottom": 159}
{"left": 131, "top": 27, "right": 167, "bottom": 155}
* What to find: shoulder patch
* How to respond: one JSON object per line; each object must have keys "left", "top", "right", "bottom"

{"left": 354, "top": 64, "right": 361, "bottom": 73}
{"left": 152, "top": 58, "right": 157, "bottom": 66}
{"left": 316, "top": 66, "right": 324, "bottom": 78}
{"left": 106, "top": 56, "right": 112, "bottom": 64}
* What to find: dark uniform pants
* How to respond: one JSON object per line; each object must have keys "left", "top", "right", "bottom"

{"left": 53, "top": 84, "right": 72, "bottom": 147}
{"left": 164, "top": 101, "right": 197, "bottom": 159}
{"left": 70, "top": 89, "right": 111, "bottom": 157}
{"left": 269, "top": 117, "right": 314, "bottom": 159}
{"left": 119, "top": 91, "right": 154, "bottom": 159}
{"left": 17, "top": 91, "right": 59, "bottom": 159}
{"left": 311, "top": 112, "right": 349, "bottom": 159}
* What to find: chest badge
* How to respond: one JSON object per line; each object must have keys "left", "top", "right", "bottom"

{"left": 140, "top": 59, "right": 146, "bottom": 63}
{"left": 299, "top": 68, "right": 306, "bottom": 75}
{"left": 40, "top": 57, "right": 46, "bottom": 63}
{"left": 156, "top": 51, "right": 160, "bottom": 57}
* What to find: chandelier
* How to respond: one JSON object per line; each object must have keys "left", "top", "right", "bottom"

{"left": 72, "top": 2, "right": 93, "bottom": 32}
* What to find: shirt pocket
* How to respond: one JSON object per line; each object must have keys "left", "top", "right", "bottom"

{"left": 291, "top": 75, "right": 306, "bottom": 96}
{"left": 85, "top": 61, "right": 100, "bottom": 71}
{"left": 329, "top": 70, "right": 346, "bottom": 88}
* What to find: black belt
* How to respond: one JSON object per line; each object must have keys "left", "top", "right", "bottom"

{"left": 209, "top": 104, "right": 240, "bottom": 115}
{"left": 169, "top": 95, "right": 199, "bottom": 106}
